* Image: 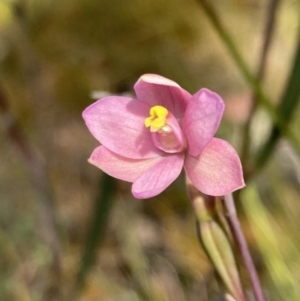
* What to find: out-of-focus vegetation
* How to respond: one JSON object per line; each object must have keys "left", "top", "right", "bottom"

{"left": 0, "top": 0, "right": 299, "bottom": 300}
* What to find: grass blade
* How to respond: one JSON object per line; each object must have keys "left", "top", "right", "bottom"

{"left": 196, "top": 0, "right": 300, "bottom": 158}
{"left": 76, "top": 174, "right": 117, "bottom": 289}
{"left": 256, "top": 31, "right": 300, "bottom": 168}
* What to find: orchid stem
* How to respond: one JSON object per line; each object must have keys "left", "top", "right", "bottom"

{"left": 223, "top": 194, "right": 266, "bottom": 301}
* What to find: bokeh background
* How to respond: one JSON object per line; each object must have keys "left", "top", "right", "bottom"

{"left": 0, "top": 0, "right": 299, "bottom": 300}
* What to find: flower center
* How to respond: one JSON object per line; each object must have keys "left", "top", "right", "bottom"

{"left": 144, "top": 105, "right": 168, "bottom": 132}
{"left": 145, "top": 106, "right": 185, "bottom": 153}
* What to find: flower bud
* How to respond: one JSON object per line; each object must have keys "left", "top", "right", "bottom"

{"left": 199, "top": 216, "right": 245, "bottom": 301}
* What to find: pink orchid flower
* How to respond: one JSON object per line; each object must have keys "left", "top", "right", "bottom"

{"left": 83, "top": 74, "right": 245, "bottom": 199}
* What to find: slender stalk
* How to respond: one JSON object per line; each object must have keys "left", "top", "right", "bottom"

{"left": 241, "top": 0, "right": 281, "bottom": 173}
{"left": 76, "top": 174, "right": 116, "bottom": 289}
{"left": 223, "top": 194, "right": 266, "bottom": 301}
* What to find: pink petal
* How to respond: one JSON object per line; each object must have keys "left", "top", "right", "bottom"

{"left": 88, "top": 146, "right": 163, "bottom": 182}
{"left": 132, "top": 153, "right": 185, "bottom": 199}
{"left": 134, "top": 74, "right": 191, "bottom": 118}
{"left": 184, "top": 138, "right": 245, "bottom": 196}
{"left": 82, "top": 96, "right": 161, "bottom": 159}
{"left": 184, "top": 89, "right": 225, "bottom": 157}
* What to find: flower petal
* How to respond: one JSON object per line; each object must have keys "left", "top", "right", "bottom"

{"left": 88, "top": 146, "right": 162, "bottom": 182}
{"left": 184, "top": 138, "right": 245, "bottom": 196}
{"left": 132, "top": 153, "right": 185, "bottom": 199}
{"left": 82, "top": 96, "right": 161, "bottom": 159}
{"left": 184, "top": 89, "right": 225, "bottom": 157}
{"left": 134, "top": 74, "right": 191, "bottom": 118}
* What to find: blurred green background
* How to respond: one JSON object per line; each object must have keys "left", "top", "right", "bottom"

{"left": 0, "top": 0, "right": 299, "bottom": 300}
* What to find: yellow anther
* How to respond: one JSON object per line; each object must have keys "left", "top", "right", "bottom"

{"left": 144, "top": 106, "right": 169, "bottom": 132}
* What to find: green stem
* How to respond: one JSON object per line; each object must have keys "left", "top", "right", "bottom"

{"left": 241, "top": 0, "right": 281, "bottom": 171}
{"left": 197, "top": 0, "right": 300, "bottom": 157}
{"left": 256, "top": 26, "right": 300, "bottom": 169}
{"left": 76, "top": 174, "right": 116, "bottom": 289}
